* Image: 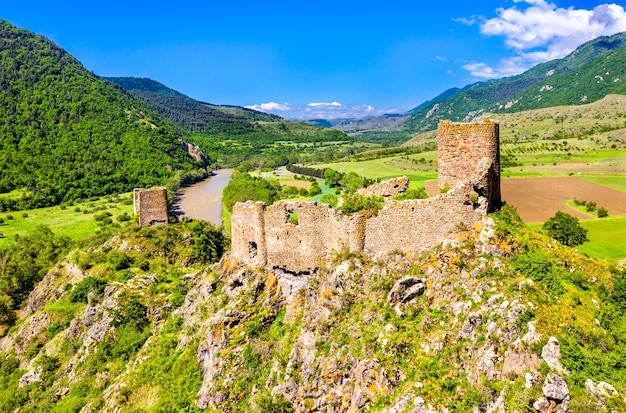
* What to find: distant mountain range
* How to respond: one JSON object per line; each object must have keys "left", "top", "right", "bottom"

{"left": 404, "top": 31, "right": 626, "bottom": 132}
{"left": 102, "top": 76, "right": 281, "bottom": 133}
{"left": 319, "top": 31, "right": 626, "bottom": 139}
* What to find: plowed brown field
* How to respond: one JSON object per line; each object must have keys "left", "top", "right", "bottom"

{"left": 426, "top": 177, "right": 626, "bottom": 223}
{"left": 501, "top": 177, "right": 626, "bottom": 222}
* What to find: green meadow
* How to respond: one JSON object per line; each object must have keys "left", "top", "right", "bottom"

{"left": 577, "top": 215, "right": 626, "bottom": 264}
{"left": 0, "top": 194, "right": 135, "bottom": 248}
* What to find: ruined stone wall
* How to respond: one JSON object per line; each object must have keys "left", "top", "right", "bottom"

{"left": 230, "top": 120, "right": 501, "bottom": 272}
{"left": 364, "top": 185, "right": 485, "bottom": 256}
{"left": 232, "top": 201, "right": 366, "bottom": 273}
{"left": 133, "top": 188, "right": 169, "bottom": 227}
{"left": 358, "top": 176, "right": 409, "bottom": 198}
{"left": 231, "top": 201, "right": 267, "bottom": 267}
{"left": 438, "top": 120, "right": 501, "bottom": 210}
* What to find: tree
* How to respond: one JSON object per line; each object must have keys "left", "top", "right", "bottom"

{"left": 542, "top": 211, "right": 588, "bottom": 247}
{"left": 324, "top": 169, "right": 341, "bottom": 188}
{"left": 309, "top": 181, "right": 322, "bottom": 196}
{"left": 339, "top": 172, "right": 365, "bottom": 194}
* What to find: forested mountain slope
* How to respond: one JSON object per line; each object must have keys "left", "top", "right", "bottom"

{"left": 103, "top": 77, "right": 280, "bottom": 133}
{"left": 0, "top": 20, "right": 203, "bottom": 210}
{"left": 404, "top": 32, "right": 626, "bottom": 132}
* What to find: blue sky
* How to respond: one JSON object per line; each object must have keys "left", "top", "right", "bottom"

{"left": 2, "top": 1, "right": 626, "bottom": 119}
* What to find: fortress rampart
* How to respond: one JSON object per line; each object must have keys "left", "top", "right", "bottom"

{"left": 231, "top": 120, "right": 501, "bottom": 273}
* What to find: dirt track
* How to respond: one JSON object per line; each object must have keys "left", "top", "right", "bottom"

{"left": 426, "top": 177, "right": 626, "bottom": 223}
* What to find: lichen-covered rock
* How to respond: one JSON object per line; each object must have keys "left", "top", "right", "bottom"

{"left": 585, "top": 379, "right": 620, "bottom": 403}
{"left": 387, "top": 276, "right": 426, "bottom": 306}
{"left": 534, "top": 373, "right": 570, "bottom": 412}
{"left": 541, "top": 336, "right": 565, "bottom": 373}
{"left": 18, "top": 367, "right": 42, "bottom": 387}
{"left": 196, "top": 326, "right": 229, "bottom": 409}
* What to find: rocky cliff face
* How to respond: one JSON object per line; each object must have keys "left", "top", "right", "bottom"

{"left": 180, "top": 139, "right": 211, "bottom": 167}
{"left": 0, "top": 210, "right": 624, "bottom": 412}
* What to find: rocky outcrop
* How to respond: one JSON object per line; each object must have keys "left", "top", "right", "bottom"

{"left": 533, "top": 373, "right": 570, "bottom": 413}
{"left": 180, "top": 139, "right": 210, "bottom": 166}
{"left": 585, "top": 379, "right": 621, "bottom": 406}
{"left": 387, "top": 276, "right": 426, "bottom": 307}
{"left": 196, "top": 327, "right": 229, "bottom": 409}
{"left": 541, "top": 336, "right": 566, "bottom": 373}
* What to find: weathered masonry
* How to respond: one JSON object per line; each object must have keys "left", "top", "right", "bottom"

{"left": 133, "top": 187, "right": 169, "bottom": 227}
{"left": 231, "top": 120, "right": 500, "bottom": 273}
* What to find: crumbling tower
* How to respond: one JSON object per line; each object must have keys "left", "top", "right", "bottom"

{"left": 437, "top": 120, "right": 501, "bottom": 211}
{"left": 133, "top": 188, "right": 169, "bottom": 227}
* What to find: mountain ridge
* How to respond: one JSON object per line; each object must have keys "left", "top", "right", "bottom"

{"left": 403, "top": 31, "right": 626, "bottom": 133}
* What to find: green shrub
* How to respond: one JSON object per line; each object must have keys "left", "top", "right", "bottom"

{"left": 111, "top": 294, "right": 149, "bottom": 330}
{"left": 69, "top": 277, "right": 108, "bottom": 303}
{"left": 597, "top": 207, "right": 608, "bottom": 218}
{"left": 253, "top": 391, "right": 294, "bottom": 413}
{"left": 116, "top": 212, "right": 131, "bottom": 222}
{"left": 513, "top": 251, "right": 565, "bottom": 296}
{"left": 339, "top": 194, "right": 383, "bottom": 216}
{"left": 309, "top": 181, "right": 322, "bottom": 196}
{"left": 320, "top": 194, "right": 338, "bottom": 208}
{"left": 394, "top": 187, "right": 428, "bottom": 200}
{"left": 107, "top": 250, "right": 131, "bottom": 270}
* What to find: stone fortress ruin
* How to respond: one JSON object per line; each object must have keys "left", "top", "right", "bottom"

{"left": 133, "top": 187, "right": 169, "bottom": 227}
{"left": 231, "top": 120, "right": 501, "bottom": 274}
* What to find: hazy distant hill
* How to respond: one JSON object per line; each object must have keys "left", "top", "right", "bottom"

{"left": 105, "top": 77, "right": 344, "bottom": 140}
{"left": 103, "top": 77, "right": 281, "bottom": 133}
{"left": 0, "top": 20, "right": 203, "bottom": 210}
{"left": 404, "top": 32, "right": 626, "bottom": 132}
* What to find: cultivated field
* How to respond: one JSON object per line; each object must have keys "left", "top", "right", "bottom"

{"left": 500, "top": 176, "right": 626, "bottom": 222}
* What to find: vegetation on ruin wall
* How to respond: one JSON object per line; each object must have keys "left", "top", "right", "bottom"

{"left": 0, "top": 21, "right": 205, "bottom": 211}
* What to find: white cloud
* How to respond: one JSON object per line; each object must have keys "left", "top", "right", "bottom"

{"left": 246, "top": 101, "right": 397, "bottom": 120}
{"left": 245, "top": 101, "right": 292, "bottom": 112}
{"left": 461, "top": 62, "right": 500, "bottom": 78}
{"left": 463, "top": 1, "right": 626, "bottom": 78}
{"left": 307, "top": 101, "right": 342, "bottom": 107}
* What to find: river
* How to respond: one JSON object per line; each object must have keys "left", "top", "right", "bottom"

{"left": 172, "top": 169, "right": 234, "bottom": 226}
